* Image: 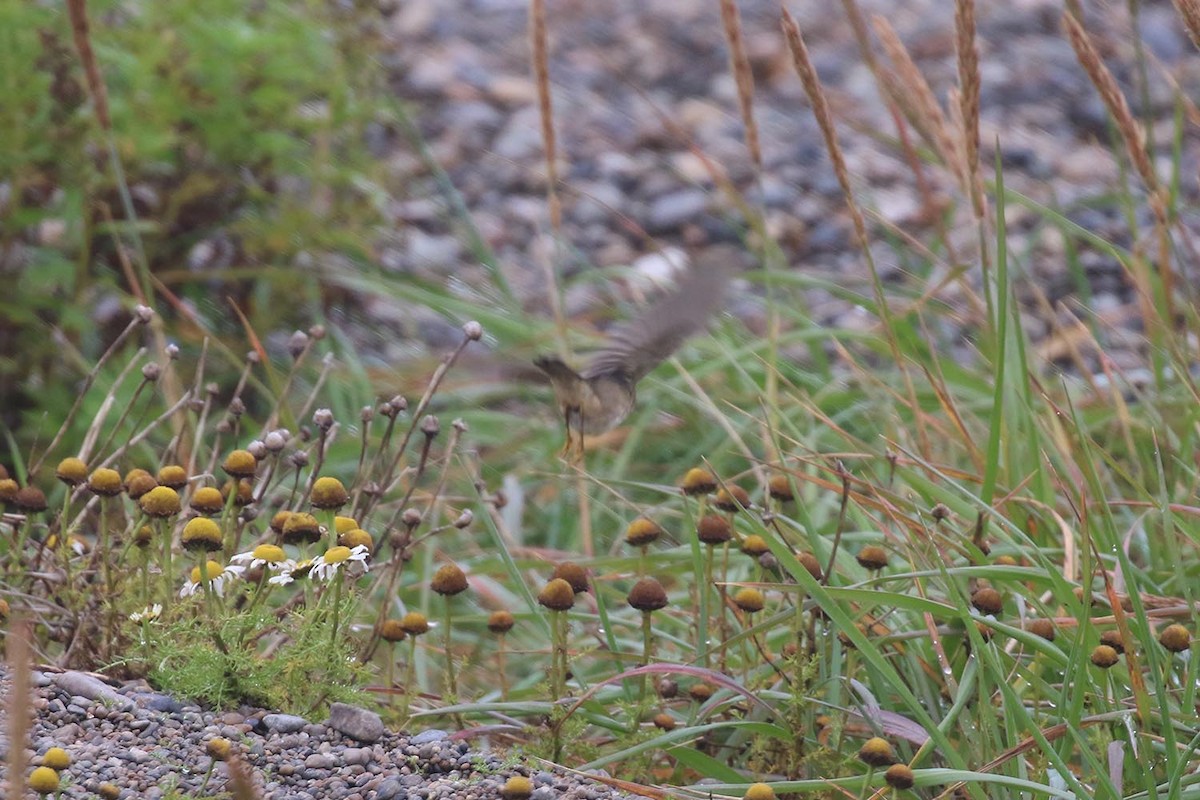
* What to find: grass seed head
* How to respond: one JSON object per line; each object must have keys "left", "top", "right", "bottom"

{"left": 714, "top": 484, "right": 750, "bottom": 512}
{"left": 971, "top": 587, "right": 1003, "bottom": 616}
{"left": 1027, "top": 619, "right": 1056, "bottom": 641}
{"left": 14, "top": 486, "right": 48, "bottom": 513}
{"left": 855, "top": 545, "right": 888, "bottom": 571}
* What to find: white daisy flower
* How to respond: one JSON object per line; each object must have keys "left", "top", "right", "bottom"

{"left": 129, "top": 604, "right": 163, "bottom": 623}
{"left": 179, "top": 561, "right": 246, "bottom": 598}
{"left": 310, "top": 544, "right": 370, "bottom": 582}
{"left": 230, "top": 544, "right": 292, "bottom": 572}
{"left": 268, "top": 558, "right": 311, "bottom": 587}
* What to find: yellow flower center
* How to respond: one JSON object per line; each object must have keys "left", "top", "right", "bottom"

{"left": 190, "top": 560, "right": 224, "bottom": 582}
{"left": 252, "top": 544, "right": 286, "bottom": 563}
{"left": 323, "top": 545, "right": 352, "bottom": 564}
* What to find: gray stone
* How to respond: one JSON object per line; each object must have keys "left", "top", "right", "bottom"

{"left": 408, "top": 729, "right": 448, "bottom": 745}
{"left": 262, "top": 713, "right": 308, "bottom": 734}
{"left": 645, "top": 189, "right": 709, "bottom": 233}
{"left": 328, "top": 703, "right": 385, "bottom": 743}
{"left": 55, "top": 672, "right": 135, "bottom": 712}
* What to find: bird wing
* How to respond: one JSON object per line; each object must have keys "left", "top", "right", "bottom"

{"left": 582, "top": 245, "right": 743, "bottom": 383}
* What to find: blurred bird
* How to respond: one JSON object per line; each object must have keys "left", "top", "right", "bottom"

{"left": 535, "top": 245, "right": 744, "bottom": 459}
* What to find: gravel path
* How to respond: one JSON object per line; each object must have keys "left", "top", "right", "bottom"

{"left": 0, "top": 667, "right": 628, "bottom": 800}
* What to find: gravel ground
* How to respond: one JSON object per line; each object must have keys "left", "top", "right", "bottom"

{"left": 369, "top": 0, "right": 1200, "bottom": 375}
{"left": 0, "top": 666, "right": 626, "bottom": 800}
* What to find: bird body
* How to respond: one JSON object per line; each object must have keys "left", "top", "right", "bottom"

{"left": 536, "top": 245, "right": 743, "bottom": 457}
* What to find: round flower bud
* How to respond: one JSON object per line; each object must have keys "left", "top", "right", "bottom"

{"left": 334, "top": 516, "right": 358, "bottom": 534}
{"left": 858, "top": 736, "right": 895, "bottom": 767}
{"left": 421, "top": 414, "right": 440, "bottom": 437}
{"left": 657, "top": 678, "right": 678, "bottom": 698}
{"left": 767, "top": 475, "right": 793, "bottom": 502}
{"left": 855, "top": 545, "right": 888, "bottom": 571}
{"left": 269, "top": 510, "right": 292, "bottom": 534}
{"left": 205, "top": 738, "right": 231, "bottom": 761}
{"left": 551, "top": 562, "right": 589, "bottom": 594}
{"left": 885, "top": 764, "right": 915, "bottom": 790}
{"left": 463, "top": 320, "right": 484, "bottom": 341}
{"left": 222, "top": 450, "right": 257, "bottom": 478}
{"left": 652, "top": 713, "right": 676, "bottom": 731}
{"left": 680, "top": 468, "right": 717, "bottom": 496}
{"left": 282, "top": 512, "right": 322, "bottom": 545}
{"left": 157, "top": 465, "right": 189, "bottom": 491}
{"left": 713, "top": 485, "right": 751, "bottom": 513}
{"left": 313, "top": 408, "right": 334, "bottom": 431}
{"left": 379, "top": 619, "right": 407, "bottom": 642}
{"left": 1027, "top": 619, "right": 1056, "bottom": 641}
{"left": 338, "top": 528, "right": 373, "bottom": 552}
{"left": 139, "top": 486, "right": 181, "bottom": 517}
{"left": 500, "top": 776, "right": 533, "bottom": 800}
{"left": 0, "top": 597, "right": 9, "bottom": 619}
{"left": 1090, "top": 644, "right": 1120, "bottom": 668}
{"left": 453, "top": 510, "right": 473, "bottom": 529}
{"left": 0, "top": 478, "right": 17, "bottom": 503}
{"left": 688, "top": 682, "right": 714, "bottom": 702}
{"left": 733, "top": 588, "right": 765, "bottom": 613}
{"left": 487, "top": 610, "right": 516, "bottom": 634}
{"left": 740, "top": 534, "right": 769, "bottom": 557}
{"left": 696, "top": 514, "right": 732, "bottom": 545}
{"left": 189, "top": 487, "right": 225, "bottom": 515}
{"left": 124, "top": 470, "right": 157, "bottom": 499}
{"left": 431, "top": 563, "right": 469, "bottom": 596}
{"left": 221, "top": 479, "right": 253, "bottom": 506}
{"left": 1099, "top": 630, "right": 1125, "bottom": 653}
{"left": 624, "top": 517, "right": 662, "bottom": 547}
{"left": 743, "top": 783, "right": 775, "bottom": 800}
{"left": 55, "top": 457, "right": 88, "bottom": 486}
{"left": 29, "top": 766, "right": 59, "bottom": 794}
{"left": 87, "top": 468, "right": 123, "bottom": 497}
{"left": 627, "top": 577, "right": 668, "bottom": 612}
{"left": 288, "top": 330, "right": 309, "bottom": 359}
{"left": 402, "top": 508, "right": 423, "bottom": 529}
{"left": 1160, "top": 623, "right": 1191, "bottom": 653}
{"left": 246, "top": 441, "right": 267, "bottom": 461}
{"left": 310, "top": 477, "right": 348, "bottom": 509}
{"left": 264, "top": 430, "right": 287, "bottom": 452}
{"left": 14, "top": 486, "right": 48, "bottom": 513}
{"left": 537, "top": 578, "right": 576, "bottom": 611}
{"left": 970, "top": 587, "right": 1003, "bottom": 616}
{"left": 134, "top": 525, "right": 154, "bottom": 547}
{"left": 41, "top": 747, "right": 70, "bottom": 770}
{"left": 931, "top": 503, "right": 950, "bottom": 522}
{"left": 181, "top": 517, "right": 223, "bottom": 552}
{"left": 399, "top": 611, "right": 430, "bottom": 636}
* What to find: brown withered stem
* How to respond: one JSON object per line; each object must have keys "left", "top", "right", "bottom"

{"left": 720, "top": 0, "right": 762, "bottom": 173}
{"left": 5, "top": 617, "right": 32, "bottom": 800}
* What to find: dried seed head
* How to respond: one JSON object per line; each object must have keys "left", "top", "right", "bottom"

{"left": 487, "top": 610, "right": 516, "bottom": 634}
{"left": 205, "top": 738, "right": 232, "bottom": 761}
{"left": 624, "top": 517, "right": 663, "bottom": 547}
{"left": 55, "top": 457, "right": 88, "bottom": 486}
{"left": 696, "top": 514, "right": 732, "bottom": 545}
{"left": 263, "top": 431, "right": 287, "bottom": 453}
{"left": 1090, "top": 644, "right": 1120, "bottom": 668}
{"left": 970, "top": 587, "right": 1003, "bottom": 616}
{"left": 652, "top": 713, "right": 676, "bottom": 731}
{"left": 767, "top": 474, "right": 794, "bottom": 502}
{"left": 182, "top": 517, "right": 223, "bottom": 552}
{"left": 246, "top": 440, "right": 267, "bottom": 460}
{"left": 399, "top": 611, "right": 430, "bottom": 636}
{"left": 124, "top": 470, "right": 158, "bottom": 499}
{"left": 289, "top": 451, "right": 309, "bottom": 469}
{"left": 453, "top": 510, "right": 473, "bottom": 529}
{"left": 288, "top": 330, "right": 309, "bottom": 359}
{"left": 885, "top": 764, "right": 914, "bottom": 790}
{"left": 740, "top": 534, "right": 769, "bottom": 557}
{"left": 222, "top": 450, "right": 257, "bottom": 478}
{"left": 421, "top": 414, "right": 440, "bottom": 437}
{"left": 500, "top": 776, "right": 533, "bottom": 800}
{"left": 431, "top": 563, "right": 469, "bottom": 596}
{"left": 379, "top": 619, "right": 407, "bottom": 642}
{"left": 165, "top": 343, "right": 180, "bottom": 360}
{"left": 743, "top": 783, "right": 775, "bottom": 800}
{"left": 537, "top": 578, "right": 576, "bottom": 610}
{"left": 551, "top": 562, "right": 589, "bottom": 594}
{"left": 156, "top": 465, "right": 188, "bottom": 489}
{"left": 680, "top": 467, "right": 718, "bottom": 496}
{"left": 310, "top": 477, "right": 349, "bottom": 510}
{"left": 142, "top": 362, "right": 161, "bottom": 382}
{"left": 1099, "top": 630, "right": 1125, "bottom": 653}
{"left": 627, "top": 577, "right": 669, "bottom": 612}
{"left": 87, "top": 468, "right": 123, "bottom": 497}
{"left": 139, "top": 486, "right": 181, "bottom": 518}
{"left": 858, "top": 737, "right": 895, "bottom": 767}
{"left": 228, "top": 397, "right": 246, "bottom": 417}
{"left": 0, "top": 478, "right": 17, "bottom": 503}
{"left": 1027, "top": 619, "right": 1056, "bottom": 641}
{"left": 282, "top": 512, "right": 322, "bottom": 545}
{"left": 15, "top": 486, "right": 48, "bottom": 513}
{"left": 221, "top": 479, "right": 253, "bottom": 506}
{"left": 1160, "top": 623, "right": 1191, "bottom": 653}
{"left": 98, "top": 784, "right": 120, "bottom": 800}
{"left": 134, "top": 304, "right": 154, "bottom": 323}
{"left": 657, "top": 678, "right": 678, "bottom": 699}
{"left": 313, "top": 408, "right": 334, "bottom": 431}
{"left": 713, "top": 485, "right": 751, "bottom": 512}
{"left": 338, "top": 528, "right": 373, "bottom": 552}
{"left": 931, "top": 503, "right": 951, "bottom": 522}
{"left": 402, "top": 508, "right": 423, "bottom": 529}
{"left": 269, "top": 510, "right": 292, "bottom": 534}
{"left": 734, "top": 588, "right": 766, "bottom": 613}
{"left": 797, "top": 551, "right": 823, "bottom": 580}
{"left": 463, "top": 320, "right": 483, "bottom": 341}
{"left": 688, "top": 682, "right": 715, "bottom": 702}
{"left": 855, "top": 545, "right": 888, "bottom": 571}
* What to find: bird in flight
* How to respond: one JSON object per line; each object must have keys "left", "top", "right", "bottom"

{"left": 535, "top": 245, "right": 743, "bottom": 459}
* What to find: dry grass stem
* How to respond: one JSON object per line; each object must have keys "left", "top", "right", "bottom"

{"left": 1174, "top": 0, "right": 1200, "bottom": 49}
{"left": 954, "top": 0, "right": 985, "bottom": 219}
{"left": 65, "top": 0, "right": 111, "bottom": 129}
{"left": 530, "top": 0, "right": 561, "bottom": 230}
{"left": 871, "top": 15, "right": 965, "bottom": 184}
{"left": 1062, "top": 11, "right": 1164, "bottom": 216}
{"left": 5, "top": 618, "right": 32, "bottom": 800}
{"left": 719, "top": 0, "right": 762, "bottom": 172}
